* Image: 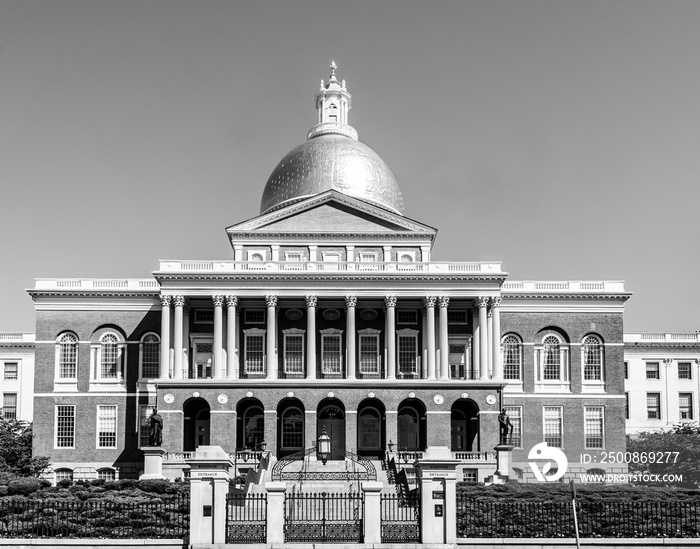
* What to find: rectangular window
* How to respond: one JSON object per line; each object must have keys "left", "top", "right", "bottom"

{"left": 322, "top": 334, "right": 342, "bottom": 374}
{"left": 679, "top": 393, "right": 693, "bottom": 419}
{"left": 194, "top": 309, "right": 214, "bottom": 324}
{"left": 625, "top": 392, "right": 630, "bottom": 420}
{"left": 59, "top": 339, "right": 78, "bottom": 379}
{"left": 462, "top": 469, "right": 478, "bottom": 483}
{"left": 678, "top": 362, "right": 692, "bottom": 379}
{"left": 646, "top": 362, "right": 660, "bottom": 379}
{"left": 584, "top": 406, "right": 604, "bottom": 449}
{"left": 244, "top": 310, "right": 265, "bottom": 324}
{"left": 449, "top": 343, "right": 469, "bottom": 380}
{"left": 504, "top": 406, "right": 522, "bottom": 448}
{"left": 139, "top": 405, "right": 155, "bottom": 447}
{"left": 97, "top": 405, "right": 117, "bottom": 448}
{"left": 56, "top": 405, "right": 76, "bottom": 448}
{"left": 244, "top": 334, "right": 265, "bottom": 374}
{"left": 624, "top": 361, "right": 628, "bottom": 379}
{"left": 397, "top": 310, "right": 417, "bottom": 324}
{"left": 141, "top": 339, "right": 160, "bottom": 379}
{"left": 447, "top": 311, "right": 468, "bottom": 325}
{"left": 284, "top": 334, "right": 304, "bottom": 374}
{"left": 359, "top": 252, "right": 377, "bottom": 262}
{"left": 3, "top": 362, "right": 18, "bottom": 380}
{"left": 2, "top": 393, "right": 17, "bottom": 420}
{"left": 359, "top": 334, "right": 380, "bottom": 374}
{"left": 647, "top": 393, "right": 661, "bottom": 419}
{"left": 285, "top": 252, "right": 302, "bottom": 262}
{"left": 397, "top": 334, "right": 418, "bottom": 376}
{"left": 543, "top": 406, "right": 563, "bottom": 448}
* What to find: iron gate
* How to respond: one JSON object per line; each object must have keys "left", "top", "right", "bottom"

{"left": 284, "top": 491, "right": 364, "bottom": 543}
{"left": 225, "top": 492, "right": 267, "bottom": 544}
{"left": 381, "top": 493, "right": 420, "bottom": 543}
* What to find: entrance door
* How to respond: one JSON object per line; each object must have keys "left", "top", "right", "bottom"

{"left": 317, "top": 405, "right": 345, "bottom": 460}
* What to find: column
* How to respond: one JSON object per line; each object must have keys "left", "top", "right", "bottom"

{"left": 490, "top": 297, "right": 502, "bottom": 380}
{"left": 306, "top": 295, "right": 317, "bottom": 379}
{"left": 183, "top": 305, "right": 191, "bottom": 376}
{"left": 266, "top": 295, "right": 277, "bottom": 379}
{"left": 472, "top": 307, "right": 480, "bottom": 380}
{"left": 213, "top": 295, "right": 224, "bottom": 379}
{"left": 385, "top": 296, "right": 397, "bottom": 379}
{"left": 226, "top": 295, "right": 238, "bottom": 379}
{"left": 477, "top": 297, "right": 489, "bottom": 380}
{"left": 173, "top": 296, "right": 185, "bottom": 379}
{"left": 438, "top": 296, "right": 450, "bottom": 380}
{"left": 423, "top": 296, "right": 437, "bottom": 380}
{"left": 487, "top": 304, "right": 493, "bottom": 378}
{"left": 159, "top": 295, "right": 171, "bottom": 379}
{"left": 345, "top": 296, "right": 357, "bottom": 379}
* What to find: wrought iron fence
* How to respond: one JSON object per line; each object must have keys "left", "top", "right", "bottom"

{"left": 284, "top": 491, "right": 363, "bottom": 543}
{"left": 0, "top": 495, "right": 189, "bottom": 539}
{"left": 456, "top": 497, "right": 700, "bottom": 538}
{"left": 225, "top": 492, "right": 267, "bottom": 544}
{"left": 381, "top": 493, "right": 420, "bottom": 543}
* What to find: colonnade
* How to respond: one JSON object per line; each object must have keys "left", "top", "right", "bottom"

{"left": 158, "top": 294, "right": 502, "bottom": 381}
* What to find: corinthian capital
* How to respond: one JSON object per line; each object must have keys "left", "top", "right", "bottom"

{"left": 423, "top": 296, "right": 436, "bottom": 309}
{"left": 225, "top": 295, "right": 238, "bottom": 308}
{"left": 476, "top": 296, "right": 489, "bottom": 309}
{"left": 438, "top": 296, "right": 450, "bottom": 309}
{"left": 173, "top": 295, "right": 186, "bottom": 307}
{"left": 212, "top": 295, "right": 224, "bottom": 307}
{"left": 345, "top": 295, "right": 357, "bottom": 308}
{"left": 489, "top": 296, "right": 502, "bottom": 309}
{"left": 305, "top": 295, "right": 317, "bottom": 308}
{"left": 384, "top": 295, "right": 397, "bottom": 308}
{"left": 265, "top": 295, "right": 278, "bottom": 308}
{"left": 159, "top": 295, "right": 171, "bottom": 307}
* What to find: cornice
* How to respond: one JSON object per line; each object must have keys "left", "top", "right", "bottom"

{"left": 227, "top": 232, "right": 433, "bottom": 242}
{"left": 28, "top": 291, "right": 160, "bottom": 300}
{"left": 154, "top": 273, "right": 508, "bottom": 283}
{"left": 502, "top": 293, "right": 632, "bottom": 301}
{"left": 624, "top": 342, "right": 700, "bottom": 349}
{"left": 0, "top": 343, "right": 35, "bottom": 349}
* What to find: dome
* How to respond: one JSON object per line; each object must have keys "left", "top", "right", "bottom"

{"left": 260, "top": 134, "right": 404, "bottom": 215}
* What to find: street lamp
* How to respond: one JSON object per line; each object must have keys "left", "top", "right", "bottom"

{"left": 258, "top": 440, "right": 267, "bottom": 452}
{"left": 388, "top": 439, "right": 395, "bottom": 453}
{"left": 317, "top": 427, "right": 331, "bottom": 465}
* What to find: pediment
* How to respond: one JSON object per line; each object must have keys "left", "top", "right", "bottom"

{"left": 227, "top": 191, "right": 436, "bottom": 236}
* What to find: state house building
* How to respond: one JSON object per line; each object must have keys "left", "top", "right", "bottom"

{"left": 30, "top": 64, "right": 631, "bottom": 483}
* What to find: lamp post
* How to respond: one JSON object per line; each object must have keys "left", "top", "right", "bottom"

{"left": 388, "top": 439, "right": 395, "bottom": 453}
{"left": 317, "top": 427, "right": 331, "bottom": 465}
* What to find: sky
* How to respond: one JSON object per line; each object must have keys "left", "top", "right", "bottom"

{"left": 1, "top": 0, "right": 699, "bottom": 334}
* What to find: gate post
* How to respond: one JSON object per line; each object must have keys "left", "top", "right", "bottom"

{"left": 415, "top": 447, "right": 460, "bottom": 544}
{"left": 265, "top": 481, "right": 287, "bottom": 544}
{"left": 186, "top": 445, "right": 233, "bottom": 546}
{"left": 361, "top": 481, "right": 383, "bottom": 543}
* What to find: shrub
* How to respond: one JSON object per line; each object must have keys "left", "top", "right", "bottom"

{"left": 7, "top": 477, "right": 50, "bottom": 496}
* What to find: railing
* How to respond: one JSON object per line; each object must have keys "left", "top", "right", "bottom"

{"left": 158, "top": 259, "right": 503, "bottom": 274}
{"left": 0, "top": 333, "right": 34, "bottom": 342}
{"left": 502, "top": 280, "right": 626, "bottom": 293}
{"left": 225, "top": 492, "right": 267, "bottom": 544}
{"left": 0, "top": 496, "right": 189, "bottom": 539}
{"left": 456, "top": 498, "right": 700, "bottom": 538}
{"left": 163, "top": 451, "right": 193, "bottom": 462}
{"left": 271, "top": 447, "right": 376, "bottom": 482}
{"left": 381, "top": 493, "right": 420, "bottom": 543}
{"left": 626, "top": 332, "right": 700, "bottom": 343}
{"left": 34, "top": 279, "right": 160, "bottom": 291}
{"left": 454, "top": 451, "right": 497, "bottom": 462}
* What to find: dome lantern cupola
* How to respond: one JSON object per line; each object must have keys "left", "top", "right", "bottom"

{"left": 308, "top": 61, "right": 358, "bottom": 140}
{"left": 260, "top": 62, "right": 404, "bottom": 216}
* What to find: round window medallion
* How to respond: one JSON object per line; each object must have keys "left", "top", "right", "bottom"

{"left": 461, "top": 392, "right": 469, "bottom": 399}
{"left": 163, "top": 394, "right": 174, "bottom": 404}
{"left": 322, "top": 309, "right": 341, "bottom": 321}
{"left": 433, "top": 394, "right": 444, "bottom": 405}
{"left": 246, "top": 391, "right": 254, "bottom": 398}
{"left": 367, "top": 392, "right": 375, "bottom": 398}
{"left": 360, "top": 309, "right": 378, "bottom": 321}
{"left": 285, "top": 308, "right": 303, "bottom": 321}
{"left": 408, "top": 392, "right": 416, "bottom": 399}
{"left": 192, "top": 391, "right": 200, "bottom": 398}
{"left": 217, "top": 394, "right": 228, "bottom": 405}
{"left": 327, "top": 392, "right": 335, "bottom": 398}
{"left": 486, "top": 395, "right": 497, "bottom": 405}
{"left": 287, "top": 391, "right": 294, "bottom": 398}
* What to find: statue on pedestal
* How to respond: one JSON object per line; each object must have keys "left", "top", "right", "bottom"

{"left": 148, "top": 408, "right": 163, "bottom": 446}
{"left": 498, "top": 408, "right": 512, "bottom": 445}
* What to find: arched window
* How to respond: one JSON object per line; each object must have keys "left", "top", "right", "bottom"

{"left": 358, "top": 407, "right": 381, "bottom": 451}
{"left": 140, "top": 333, "right": 160, "bottom": 379}
{"left": 543, "top": 336, "right": 560, "bottom": 380}
{"left": 582, "top": 335, "right": 604, "bottom": 382}
{"left": 398, "top": 407, "right": 421, "bottom": 450}
{"left": 55, "top": 468, "right": 73, "bottom": 483}
{"left": 98, "top": 468, "right": 115, "bottom": 482}
{"left": 56, "top": 332, "right": 78, "bottom": 379}
{"left": 100, "top": 333, "right": 120, "bottom": 378}
{"left": 280, "top": 407, "right": 304, "bottom": 451}
{"left": 501, "top": 335, "right": 522, "bottom": 381}
{"left": 91, "top": 329, "right": 126, "bottom": 382}
{"left": 243, "top": 406, "right": 265, "bottom": 449}
{"left": 535, "top": 332, "right": 570, "bottom": 391}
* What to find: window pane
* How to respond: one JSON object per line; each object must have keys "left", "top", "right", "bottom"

{"left": 2, "top": 393, "right": 17, "bottom": 420}
{"left": 245, "top": 335, "right": 265, "bottom": 374}
{"left": 678, "top": 362, "right": 692, "bottom": 379}
{"left": 679, "top": 393, "right": 693, "bottom": 419}
{"left": 59, "top": 334, "right": 78, "bottom": 378}
{"left": 646, "top": 362, "right": 660, "bottom": 379}
{"left": 98, "top": 468, "right": 115, "bottom": 481}
{"left": 504, "top": 406, "right": 522, "bottom": 447}
{"left": 646, "top": 393, "right": 661, "bottom": 419}
{"left": 101, "top": 334, "right": 119, "bottom": 378}
{"left": 585, "top": 407, "right": 604, "bottom": 449}
{"left": 502, "top": 336, "right": 521, "bottom": 380}
{"left": 322, "top": 335, "right": 342, "bottom": 374}
{"left": 141, "top": 335, "right": 160, "bottom": 378}
{"left": 281, "top": 408, "right": 303, "bottom": 449}
{"left": 398, "top": 335, "right": 417, "bottom": 375}
{"left": 98, "top": 405, "right": 117, "bottom": 448}
{"left": 3, "top": 362, "right": 18, "bottom": 380}
{"left": 543, "top": 406, "right": 562, "bottom": 448}
{"left": 285, "top": 335, "right": 304, "bottom": 374}
{"left": 139, "top": 405, "right": 155, "bottom": 447}
{"left": 583, "top": 336, "right": 602, "bottom": 381}
{"left": 56, "top": 406, "right": 75, "bottom": 447}
{"left": 359, "top": 335, "right": 379, "bottom": 374}
{"left": 543, "top": 337, "right": 560, "bottom": 380}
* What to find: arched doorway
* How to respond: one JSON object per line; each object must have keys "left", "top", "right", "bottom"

{"left": 397, "top": 399, "right": 426, "bottom": 451}
{"left": 277, "top": 399, "right": 305, "bottom": 458}
{"left": 357, "top": 399, "right": 386, "bottom": 459}
{"left": 317, "top": 399, "right": 345, "bottom": 460}
{"left": 183, "top": 398, "right": 210, "bottom": 452}
{"left": 451, "top": 399, "right": 479, "bottom": 451}
{"left": 236, "top": 398, "right": 265, "bottom": 450}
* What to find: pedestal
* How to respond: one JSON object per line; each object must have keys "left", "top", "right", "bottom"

{"left": 140, "top": 447, "right": 165, "bottom": 480}
{"left": 493, "top": 443, "right": 515, "bottom": 484}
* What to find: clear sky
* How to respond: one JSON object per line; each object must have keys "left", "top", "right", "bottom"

{"left": 1, "top": 0, "right": 699, "bottom": 333}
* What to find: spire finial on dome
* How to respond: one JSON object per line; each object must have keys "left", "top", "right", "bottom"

{"left": 330, "top": 60, "right": 337, "bottom": 79}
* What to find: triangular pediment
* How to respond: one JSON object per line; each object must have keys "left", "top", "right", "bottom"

{"left": 226, "top": 191, "right": 436, "bottom": 236}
